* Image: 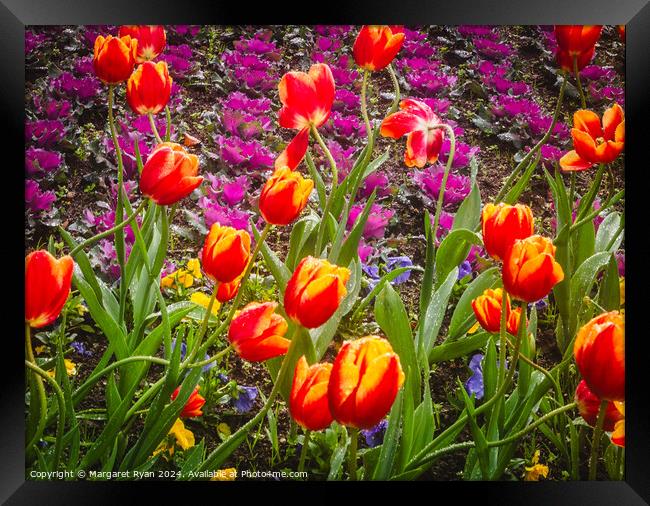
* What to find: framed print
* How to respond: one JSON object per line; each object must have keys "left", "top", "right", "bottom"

{"left": 3, "top": 0, "right": 649, "bottom": 502}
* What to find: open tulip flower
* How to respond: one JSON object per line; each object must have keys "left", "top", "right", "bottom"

{"left": 290, "top": 356, "right": 334, "bottom": 431}
{"left": 25, "top": 250, "right": 74, "bottom": 328}
{"left": 559, "top": 104, "right": 625, "bottom": 171}
{"left": 284, "top": 256, "right": 351, "bottom": 329}
{"left": 328, "top": 336, "right": 405, "bottom": 429}
{"left": 275, "top": 63, "right": 335, "bottom": 170}
{"left": 118, "top": 25, "right": 167, "bottom": 62}
{"left": 575, "top": 380, "right": 623, "bottom": 432}
{"left": 201, "top": 223, "right": 251, "bottom": 284}
{"left": 611, "top": 402, "right": 625, "bottom": 447}
{"left": 502, "top": 235, "right": 564, "bottom": 303}
{"left": 140, "top": 142, "right": 203, "bottom": 206}
{"left": 574, "top": 311, "right": 625, "bottom": 401}
{"left": 227, "top": 302, "right": 290, "bottom": 362}
{"left": 93, "top": 34, "right": 138, "bottom": 85}
{"left": 554, "top": 25, "right": 602, "bottom": 71}
{"left": 380, "top": 99, "right": 445, "bottom": 168}
{"left": 259, "top": 167, "right": 314, "bottom": 226}
{"left": 481, "top": 203, "right": 534, "bottom": 261}
{"left": 353, "top": 25, "right": 405, "bottom": 71}
{"left": 126, "top": 61, "right": 173, "bottom": 115}
{"left": 471, "top": 288, "right": 520, "bottom": 335}
{"left": 171, "top": 386, "right": 206, "bottom": 418}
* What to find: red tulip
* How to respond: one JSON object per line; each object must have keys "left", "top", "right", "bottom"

{"left": 227, "top": 302, "right": 290, "bottom": 362}
{"left": 328, "top": 336, "right": 405, "bottom": 429}
{"left": 290, "top": 356, "right": 333, "bottom": 431}
{"left": 380, "top": 99, "right": 445, "bottom": 168}
{"left": 574, "top": 380, "right": 622, "bottom": 432}
{"left": 502, "top": 235, "right": 564, "bottom": 303}
{"left": 481, "top": 203, "right": 534, "bottom": 261}
{"left": 353, "top": 25, "right": 405, "bottom": 71}
{"left": 275, "top": 63, "right": 335, "bottom": 170}
{"left": 216, "top": 275, "right": 242, "bottom": 303}
{"left": 284, "top": 256, "right": 350, "bottom": 329}
{"left": 118, "top": 25, "right": 166, "bottom": 62}
{"left": 560, "top": 104, "right": 625, "bottom": 172}
{"left": 126, "top": 61, "right": 172, "bottom": 115}
{"left": 201, "top": 223, "right": 250, "bottom": 284}
{"left": 171, "top": 386, "right": 205, "bottom": 418}
{"left": 25, "top": 250, "right": 74, "bottom": 328}
{"left": 471, "top": 288, "right": 521, "bottom": 335}
{"left": 574, "top": 311, "right": 624, "bottom": 401}
{"left": 259, "top": 167, "right": 313, "bottom": 226}
{"left": 554, "top": 25, "right": 602, "bottom": 71}
{"left": 93, "top": 35, "right": 137, "bottom": 85}
{"left": 140, "top": 142, "right": 202, "bottom": 205}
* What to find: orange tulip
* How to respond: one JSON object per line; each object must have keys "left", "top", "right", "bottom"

{"left": 126, "top": 61, "right": 172, "bottom": 115}
{"left": 118, "top": 25, "right": 166, "bottom": 62}
{"left": 328, "top": 336, "right": 405, "bottom": 429}
{"left": 227, "top": 302, "right": 290, "bottom": 362}
{"left": 574, "top": 380, "right": 622, "bottom": 432}
{"left": 611, "top": 402, "right": 625, "bottom": 447}
{"left": 284, "top": 256, "right": 350, "bottom": 329}
{"left": 25, "top": 250, "right": 74, "bottom": 328}
{"left": 481, "top": 203, "right": 534, "bottom": 261}
{"left": 290, "top": 356, "right": 334, "bottom": 431}
{"left": 259, "top": 167, "right": 314, "bottom": 226}
{"left": 201, "top": 223, "right": 251, "bottom": 284}
{"left": 353, "top": 25, "right": 405, "bottom": 71}
{"left": 502, "top": 235, "right": 564, "bottom": 303}
{"left": 93, "top": 35, "right": 137, "bottom": 85}
{"left": 508, "top": 307, "right": 522, "bottom": 336}
{"left": 275, "top": 63, "right": 335, "bottom": 170}
{"left": 171, "top": 386, "right": 205, "bottom": 418}
{"left": 574, "top": 311, "right": 624, "bottom": 401}
{"left": 559, "top": 104, "right": 625, "bottom": 172}
{"left": 472, "top": 288, "right": 511, "bottom": 333}
{"left": 216, "top": 275, "right": 242, "bottom": 303}
{"left": 554, "top": 25, "right": 602, "bottom": 71}
{"left": 140, "top": 142, "right": 203, "bottom": 206}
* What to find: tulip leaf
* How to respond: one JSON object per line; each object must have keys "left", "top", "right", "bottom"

{"left": 419, "top": 267, "right": 458, "bottom": 361}
{"left": 334, "top": 190, "right": 377, "bottom": 266}
{"left": 253, "top": 224, "right": 291, "bottom": 293}
{"left": 447, "top": 267, "right": 500, "bottom": 341}
{"left": 429, "top": 331, "right": 491, "bottom": 364}
{"left": 595, "top": 212, "right": 623, "bottom": 253}
{"left": 599, "top": 253, "right": 621, "bottom": 311}
{"left": 434, "top": 229, "right": 481, "bottom": 289}
{"left": 452, "top": 180, "right": 481, "bottom": 232}
{"left": 372, "top": 389, "right": 403, "bottom": 480}
{"left": 458, "top": 379, "right": 490, "bottom": 479}
{"left": 503, "top": 151, "right": 540, "bottom": 205}
{"left": 286, "top": 214, "right": 319, "bottom": 271}
{"left": 305, "top": 152, "right": 326, "bottom": 211}
{"left": 419, "top": 211, "right": 435, "bottom": 318}
{"left": 569, "top": 251, "right": 610, "bottom": 338}
{"left": 571, "top": 218, "right": 595, "bottom": 272}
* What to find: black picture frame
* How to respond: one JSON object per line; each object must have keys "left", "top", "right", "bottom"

{"left": 4, "top": 0, "right": 649, "bottom": 503}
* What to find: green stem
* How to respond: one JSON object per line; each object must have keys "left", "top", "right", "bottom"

{"left": 571, "top": 190, "right": 624, "bottom": 233}
{"left": 25, "top": 324, "right": 47, "bottom": 453}
{"left": 497, "top": 288, "right": 509, "bottom": 390}
{"left": 68, "top": 200, "right": 146, "bottom": 257}
{"left": 588, "top": 400, "right": 608, "bottom": 480}
{"left": 183, "top": 284, "right": 219, "bottom": 367}
{"left": 164, "top": 106, "right": 172, "bottom": 142}
{"left": 574, "top": 55, "right": 587, "bottom": 109}
{"left": 575, "top": 164, "right": 605, "bottom": 223}
{"left": 198, "top": 223, "right": 273, "bottom": 355}
{"left": 125, "top": 376, "right": 165, "bottom": 421}
{"left": 431, "top": 124, "right": 456, "bottom": 246}
{"left": 494, "top": 72, "right": 567, "bottom": 204}
{"left": 148, "top": 113, "right": 163, "bottom": 144}
{"left": 298, "top": 429, "right": 311, "bottom": 474}
{"left": 189, "top": 345, "right": 232, "bottom": 370}
{"left": 312, "top": 126, "right": 338, "bottom": 255}
{"left": 348, "top": 427, "right": 359, "bottom": 481}
{"left": 360, "top": 70, "right": 374, "bottom": 164}
{"left": 168, "top": 203, "right": 178, "bottom": 252}
{"left": 387, "top": 63, "right": 401, "bottom": 115}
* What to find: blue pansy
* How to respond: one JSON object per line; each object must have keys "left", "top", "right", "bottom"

{"left": 386, "top": 255, "right": 413, "bottom": 285}
{"left": 233, "top": 386, "right": 258, "bottom": 413}
{"left": 361, "top": 419, "right": 389, "bottom": 448}
{"left": 465, "top": 353, "right": 484, "bottom": 400}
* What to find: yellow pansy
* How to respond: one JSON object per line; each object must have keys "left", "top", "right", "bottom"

{"left": 468, "top": 322, "right": 480, "bottom": 335}
{"left": 47, "top": 359, "right": 77, "bottom": 378}
{"left": 190, "top": 292, "right": 221, "bottom": 315}
{"left": 619, "top": 277, "right": 625, "bottom": 307}
{"left": 161, "top": 268, "right": 194, "bottom": 289}
{"left": 34, "top": 345, "right": 48, "bottom": 355}
{"left": 524, "top": 450, "right": 549, "bottom": 481}
{"left": 75, "top": 303, "right": 88, "bottom": 316}
{"left": 187, "top": 258, "right": 202, "bottom": 279}
{"left": 152, "top": 418, "right": 195, "bottom": 459}
{"left": 211, "top": 468, "right": 237, "bottom": 481}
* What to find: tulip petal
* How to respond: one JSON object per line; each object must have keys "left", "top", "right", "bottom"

{"left": 573, "top": 110, "right": 603, "bottom": 139}
{"left": 275, "top": 127, "right": 309, "bottom": 170}
{"left": 560, "top": 150, "right": 594, "bottom": 172}
{"left": 602, "top": 104, "right": 625, "bottom": 141}
{"left": 404, "top": 130, "right": 428, "bottom": 168}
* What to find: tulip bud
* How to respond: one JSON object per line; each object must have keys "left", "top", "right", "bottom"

{"left": 93, "top": 35, "right": 137, "bottom": 85}
{"left": 25, "top": 250, "right": 74, "bottom": 328}
{"left": 118, "top": 25, "right": 166, "bottom": 62}
{"left": 290, "top": 356, "right": 334, "bottom": 431}
{"left": 140, "top": 142, "right": 202, "bottom": 206}
{"left": 481, "top": 203, "right": 534, "bottom": 261}
{"left": 201, "top": 223, "right": 251, "bottom": 284}
{"left": 353, "top": 25, "right": 405, "bottom": 71}
{"left": 502, "top": 235, "right": 564, "bottom": 303}
{"left": 574, "top": 380, "right": 622, "bottom": 431}
{"left": 171, "top": 386, "right": 205, "bottom": 418}
{"left": 284, "top": 256, "right": 351, "bottom": 329}
{"left": 216, "top": 275, "right": 242, "bottom": 303}
{"left": 328, "top": 336, "right": 405, "bottom": 429}
{"left": 471, "top": 288, "right": 511, "bottom": 333}
{"left": 259, "top": 167, "right": 313, "bottom": 226}
{"left": 227, "top": 302, "right": 290, "bottom": 362}
{"left": 574, "top": 311, "right": 624, "bottom": 401}
{"left": 554, "top": 25, "right": 602, "bottom": 71}
{"left": 126, "top": 61, "right": 172, "bottom": 115}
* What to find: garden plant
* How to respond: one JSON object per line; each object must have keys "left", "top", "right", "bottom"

{"left": 25, "top": 24, "right": 625, "bottom": 481}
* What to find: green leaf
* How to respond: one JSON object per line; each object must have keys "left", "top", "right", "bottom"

{"left": 335, "top": 191, "right": 377, "bottom": 266}
{"left": 372, "top": 389, "right": 403, "bottom": 480}
{"left": 419, "top": 267, "right": 458, "bottom": 361}
{"left": 179, "top": 440, "right": 206, "bottom": 478}
{"left": 253, "top": 225, "right": 291, "bottom": 293}
{"left": 448, "top": 267, "right": 500, "bottom": 340}
{"left": 305, "top": 152, "right": 326, "bottom": 211}
{"left": 569, "top": 252, "right": 610, "bottom": 337}
{"left": 435, "top": 229, "right": 481, "bottom": 288}
{"left": 458, "top": 380, "right": 489, "bottom": 479}
{"left": 429, "top": 331, "right": 490, "bottom": 363}
{"left": 595, "top": 212, "right": 623, "bottom": 253}
{"left": 571, "top": 219, "right": 595, "bottom": 272}
{"left": 452, "top": 181, "right": 481, "bottom": 231}
{"left": 419, "top": 211, "right": 435, "bottom": 318}
{"left": 503, "top": 151, "right": 540, "bottom": 205}
{"left": 286, "top": 215, "right": 318, "bottom": 271}
{"left": 599, "top": 253, "right": 621, "bottom": 311}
